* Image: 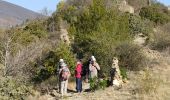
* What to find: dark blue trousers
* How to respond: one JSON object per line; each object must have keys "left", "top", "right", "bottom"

{"left": 76, "top": 78, "right": 82, "bottom": 92}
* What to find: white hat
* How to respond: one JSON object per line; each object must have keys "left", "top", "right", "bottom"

{"left": 91, "top": 56, "right": 96, "bottom": 61}
{"left": 59, "top": 59, "right": 64, "bottom": 63}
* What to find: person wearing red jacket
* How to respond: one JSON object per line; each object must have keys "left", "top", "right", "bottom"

{"left": 75, "top": 60, "right": 82, "bottom": 93}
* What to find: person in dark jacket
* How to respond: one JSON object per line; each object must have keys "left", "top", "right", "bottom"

{"left": 110, "top": 67, "right": 116, "bottom": 86}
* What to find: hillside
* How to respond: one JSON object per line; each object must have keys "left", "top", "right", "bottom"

{"left": 0, "top": 0, "right": 170, "bottom": 100}
{"left": 0, "top": 0, "right": 41, "bottom": 28}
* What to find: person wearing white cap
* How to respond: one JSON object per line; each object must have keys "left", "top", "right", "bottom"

{"left": 89, "top": 56, "right": 100, "bottom": 78}
{"left": 57, "top": 59, "right": 65, "bottom": 93}
{"left": 59, "top": 62, "right": 70, "bottom": 96}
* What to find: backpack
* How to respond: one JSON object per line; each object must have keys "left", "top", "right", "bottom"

{"left": 80, "top": 65, "right": 86, "bottom": 76}
{"left": 61, "top": 67, "right": 70, "bottom": 80}
{"left": 110, "top": 68, "right": 116, "bottom": 77}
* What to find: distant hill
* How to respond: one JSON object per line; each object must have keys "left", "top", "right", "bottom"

{"left": 0, "top": 0, "right": 42, "bottom": 28}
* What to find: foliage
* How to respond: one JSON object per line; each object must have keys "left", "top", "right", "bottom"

{"left": 33, "top": 42, "right": 76, "bottom": 83}
{"left": 120, "top": 67, "right": 128, "bottom": 79}
{"left": 115, "top": 42, "right": 146, "bottom": 71}
{"left": 56, "top": 0, "right": 133, "bottom": 76}
{"left": 23, "top": 19, "right": 48, "bottom": 38}
{"left": 128, "top": 14, "right": 152, "bottom": 36}
{"left": 89, "top": 77, "right": 107, "bottom": 91}
{"left": 33, "top": 52, "right": 57, "bottom": 83}
{"left": 0, "top": 76, "right": 32, "bottom": 100}
{"left": 139, "top": 4, "right": 170, "bottom": 25}
{"left": 55, "top": 43, "right": 76, "bottom": 74}
{"left": 150, "top": 30, "right": 170, "bottom": 51}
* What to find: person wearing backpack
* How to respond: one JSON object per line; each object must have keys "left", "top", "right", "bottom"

{"left": 110, "top": 67, "right": 116, "bottom": 86}
{"left": 89, "top": 56, "right": 100, "bottom": 78}
{"left": 59, "top": 63, "right": 70, "bottom": 96}
{"left": 75, "top": 60, "right": 83, "bottom": 93}
{"left": 57, "top": 59, "right": 65, "bottom": 93}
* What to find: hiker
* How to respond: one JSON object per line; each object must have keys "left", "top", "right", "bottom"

{"left": 110, "top": 67, "right": 116, "bottom": 86}
{"left": 84, "top": 58, "right": 91, "bottom": 83}
{"left": 59, "top": 63, "right": 70, "bottom": 96}
{"left": 75, "top": 60, "right": 83, "bottom": 93}
{"left": 57, "top": 59, "right": 65, "bottom": 92}
{"left": 89, "top": 56, "right": 100, "bottom": 78}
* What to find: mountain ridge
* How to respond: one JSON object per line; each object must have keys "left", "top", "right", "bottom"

{"left": 0, "top": 0, "right": 42, "bottom": 28}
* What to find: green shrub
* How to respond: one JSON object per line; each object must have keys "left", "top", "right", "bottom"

{"left": 0, "top": 76, "right": 32, "bottom": 100}
{"left": 89, "top": 77, "right": 107, "bottom": 91}
{"left": 55, "top": 43, "right": 76, "bottom": 74}
{"left": 24, "top": 19, "right": 48, "bottom": 38}
{"left": 120, "top": 67, "right": 128, "bottom": 79}
{"left": 139, "top": 4, "right": 170, "bottom": 25}
{"left": 32, "top": 51, "right": 57, "bottom": 83}
{"left": 115, "top": 42, "right": 146, "bottom": 71}
{"left": 33, "top": 42, "right": 76, "bottom": 84}
{"left": 129, "top": 14, "right": 152, "bottom": 36}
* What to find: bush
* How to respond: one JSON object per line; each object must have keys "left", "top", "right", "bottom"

{"left": 33, "top": 42, "right": 76, "bottom": 83}
{"left": 120, "top": 67, "right": 128, "bottom": 79}
{"left": 24, "top": 19, "right": 48, "bottom": 38}
{"left": 115, "top": 42, "right": 146, "bottom": 71}
{"left": 32, "top": 51, "right": 57, "bottom": 83}
{"left": 89, "top": 77, "right": 107, "bottom": 91}
{"left": 55, "top": 43, "right": 76, "bottom": 74}
{"left": 128, "top": 14, "right": 152, "bottom": 36}
{"left": 150, "top": 30, "right": 170, "bottom": 51}
{"left": 139, "top": 4, "right": 170, "bottom": 25}
{"left": 0, "top": 76, "right": 33, "bottom": 100}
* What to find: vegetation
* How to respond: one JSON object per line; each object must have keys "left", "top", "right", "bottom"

{"left": 129, "top": 14, "right": 152, "bottom": 36}
{"left": 150, "top": 25, "right": 170, "bottom": 51}
{"left": 89, "top": 77, "right": 107, "bottom": 91}
{"left": 139, "top": 3, "right": 170, "bottom": 25}
{"left": 0, "top": 76, "right": 33, "bottom": 100}
{"left": 57, "top": 0, "right": 135, "bottom": 75}
{"left": 0, "top": 0, "right": 170, "bottom": 98}
{"left": 115, "top": 42, "right": 146, "bottom": 71}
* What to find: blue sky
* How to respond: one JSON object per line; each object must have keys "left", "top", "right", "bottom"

{"left": 5, "top": 0, "right": 170, "bottom": 13}
{"left": 158, "top": 0, "right": 170, "bottom": 6}
{"left": 6, "top": 0, "right": 61, "bottom": 13}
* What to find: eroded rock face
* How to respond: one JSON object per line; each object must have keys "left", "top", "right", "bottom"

{"left": 59, "top": 20, "right": 71, "bottom": 45}
{"left": 118, "top": 0, "right": 134, "bottom": 14}
{"left": 60, "top": 28, "right": 70, "bottom": 45}
{"left": 111, "top": 57, "right": 123, "bottom": 86}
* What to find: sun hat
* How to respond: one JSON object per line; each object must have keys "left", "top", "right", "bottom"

{"left": 91, "top": 56, "right": 96, "bottom": 61}
{"left": 59, "top": 59, "right": 64, "bottom": 63}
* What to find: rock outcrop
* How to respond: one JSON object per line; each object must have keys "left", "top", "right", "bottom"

{"left": 118, "top": 0, "right": 134, "bottom": 14}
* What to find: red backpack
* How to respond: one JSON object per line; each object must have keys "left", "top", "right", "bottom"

{"left": 61, "top": 67, "right": 70, "bottom": 80}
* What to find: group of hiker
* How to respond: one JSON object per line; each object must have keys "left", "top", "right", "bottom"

{"left": 57, "top": 56, "right": 121, "bottom": 96}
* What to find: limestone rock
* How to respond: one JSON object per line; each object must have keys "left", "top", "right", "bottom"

{"left": 118, "top": 0, "right": 134, "bottom": 14}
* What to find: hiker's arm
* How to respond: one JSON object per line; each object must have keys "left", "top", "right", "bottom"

{"left": 59, "top": 68, "right": 62, "bottom": 75}
{"left": 89, "top": 64, "right": 92, "bottom": 71}
{"left": 95, "top": 63, "right": 100, "bottom": 70}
